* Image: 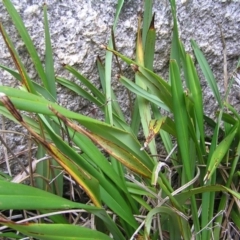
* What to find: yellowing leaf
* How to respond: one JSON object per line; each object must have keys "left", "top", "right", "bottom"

{"left": 141, "top": 117, "right": 166, "bottom": 150}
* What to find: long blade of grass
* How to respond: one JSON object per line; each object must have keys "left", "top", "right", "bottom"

{"left": 0, "top": 24, "right": 35, "bottom": 93}
{"left": 213, "top": 138, "right": 240, "bottom": 238}
{"left": 0, "top": 95, "right": 101, "bottom": 206}
{"left": 170, "top": 60, "right": 191, "bottom": 181}
{"left": 135, "top": 16, "right": 157, "bottom": 161}
{"left": 49, "top": 106, "right": 152, "bottom": 178}
{"left": 69, "top": 129, "right": 139, "bottom": 214}
{"left": 0, "top": 64, "right": 56, "bottom": 101}
{"left": 175, "top": 185, "right": 240, "bottom": 204}
{"left": 103, "top": 46, "right": 173, "bottom": 109}
{"left": 96, "top": 57, "right": 125, "bottom": 121}
{"left": 0, "top": 180, "right": 96, "bottom": 210}
{"left": 1, "top": 3, "right": 62, "bottom": 195}
{"left": 201, "top": 109, "right": 223, "bottom": 239}
{"left": 119, "top": 75, "right": 169, "bottom": 111}
{"left": 170, "top": 3, "right": 202, "bottom": 234}
{"left": 0, "top": 87, "right": 154, "bottom": 170}
{"left": 56, "top": 76, "right": 103, "bottom": 107}
{"left": 204, "top": 121, "right": 239, "bottom": 183}
{"left": 103, "top": 1, "right": 126, "bottom": 185}
{"left": 44, "top": 120, "right": 140, "bottom": 222}
{"left": 179, "top": 40, "right": 206, "bottom": 155}
{"left": 0, "top": 222, "right": 113, "bottom": 240}
{"left": 56, "top": 76, "right": 131, "bottom": 132}
{"left": 170, "top": 59, "right": 201, "bottom": 238}
{"left": 145, "top": 206, "right": 187, "bottom": 240}
{"left": 2, "top": 0, "right": 48, "bottom": 90}
{"left": 43, "top": 3, "right": 56, "bottom": 100}
{"left": 0, "top": 93, "right": 139, "bottom": 230}
{"left": 46, "top": 139, "right": 139, "bottom": 229}
{"left": 169, "top": 0, "right": 180, "bottom": 66}
{"left": 142, "top": 0, "right": 153, "bottom": 49}
{"left": 191, "top": 39, "right": 222, "bottom": 107}
{"left": 144, "top": 13, "right": 155, "bottom": 70}
{"left": 104, "top": 0, "right": 124, "bottom": 125}
{"left": 42, "top": 4, "right": 63, "bottom": 195}
{"left": 0, "top": 181, "right": 125, "bottom": 240}
{"left": 63, "top": 65, "right": 105, "bottom": 103}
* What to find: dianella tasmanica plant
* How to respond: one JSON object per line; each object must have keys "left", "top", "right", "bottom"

{"left": 0, "top": 0, "right": 239, "bottom": 239}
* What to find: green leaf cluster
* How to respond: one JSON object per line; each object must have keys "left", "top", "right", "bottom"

{"left": 0, "top": 0, "right": 239, "bottom": 239}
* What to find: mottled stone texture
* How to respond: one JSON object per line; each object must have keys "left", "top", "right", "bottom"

{"left": 0, "top": 1, "right": 240, "bottom": 170}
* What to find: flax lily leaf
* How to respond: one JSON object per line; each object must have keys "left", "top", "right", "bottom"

{"left": 141, "top": 117, "right": 167, "bottom": 151}
{"left": 0, "top": 93, "right": 138, "bottom": 230}
{"left": 0, "top": 182, "right": 125, "bottom": 239}
{"left": 43, "top": 121, "right": 139, "bottom": 213}
{"left": 56, "top": 76, "right": 128, "bottom": 130}
{"left": 204, "top": 121, "right": 239, "bottom": 183}
{"left": 96, "top": 56, "right": 126, "bottom": 122}
{"left": 144, "top": 13, "right": 155, "bottom": 70}
{"left": 49, "top": 106, "right": 152, "bottom": 178}
{"left": 0, "top": 180, "right": 98, "bottom": 210}
{"left": 144, "top": 206, "right": 189, "bottom": 240}
{"left": 179, "top": 40, "right": 205, "bottom": 154}
{"left": 118, "top": 75, "right": 170, "bottom": 111}
{"left": 104, "top": 0, "right": 124, "bottom": 125}
{"left": 175, "top": 185, "right": 240, "bottom": 204}
{"left": 0, "top": 87, "right": 154, "bottom": 171}
{"left": 0, "top": 23, "right": 35, "bottom": 93}
{"left": 2, "top": 0, "right": 48, "bottom": 90}
{"left": 47, "top": 143, "right": 101, "bottom": 207}
{"left": 0, "top": 92, "right": 100, "bottom": 206}
{"left": 186, "top": 53, "right": 205, "bottom": 153}
{"left": 142, "top": 0, "right": 153, "bottom": 49}
{"left": 56, "top": 76, "right": 103, "bottom": 107}
{"left": 67, "top": 128, "right": 139, "bottom": 214}
{"left": 0, "top": 64, "right": 56, "bottom": 101}
{"left": 136, "top": 67, "right": 172, "bottom": 110}
{"left": 45, "top": 141, "right": 139, "bottom": 230}
{"left": 0, "top": 96, "right": 101, "bottom": 207}
{"left": 0, "top": 233, "right": 22, "bottom": 239}
{"left": 1, "top": 3, "right": 62, "bottom": 195}
{"left": 135, "top": 15, "right": 157, "bottom": 160}
{"left": 43, "top": 3, "right": 56, "bottom": 100}
{"left": 0, "top": 222, "right": 113, "bottom": 240}
{"left": 169, "top": 7, "right": 201, "bottom": 236}
{"left": 191, "top": 39, "right": 222, "bottom": 107}
{"left": 170, "top": 60, "right": 191, "bottom": 181}
{"left": 104, "top": 46, "right": 173, "bottom": 110}
{"left": 63, "top": 65, "right": 105, "bottom": 103}
{"left": 0, "top": 87, "right": 157, "bottom": 173}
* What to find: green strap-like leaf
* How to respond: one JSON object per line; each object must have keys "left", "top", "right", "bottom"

{"left": 191, "top": 40, "right": 222, "bottom": 107}
{"left": 204, "top": 121, "right": 239, "bottom": 182}
{"left": 0, "top": 181, "right": 124, "bottom": 239}
{"left": 0, "top": 222, "right": 113, "bottom": 240}
{"left": 0, "top": 24, "right": 36, "bottom": 93}
{"left": 43, "top": 4, "right": 56, "bottom": 100}
{"left": 170, "top": 60, "right": 191, "bottom": 181}
{"left": 2, "top": 0, "right": 49, "bottom": 90}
